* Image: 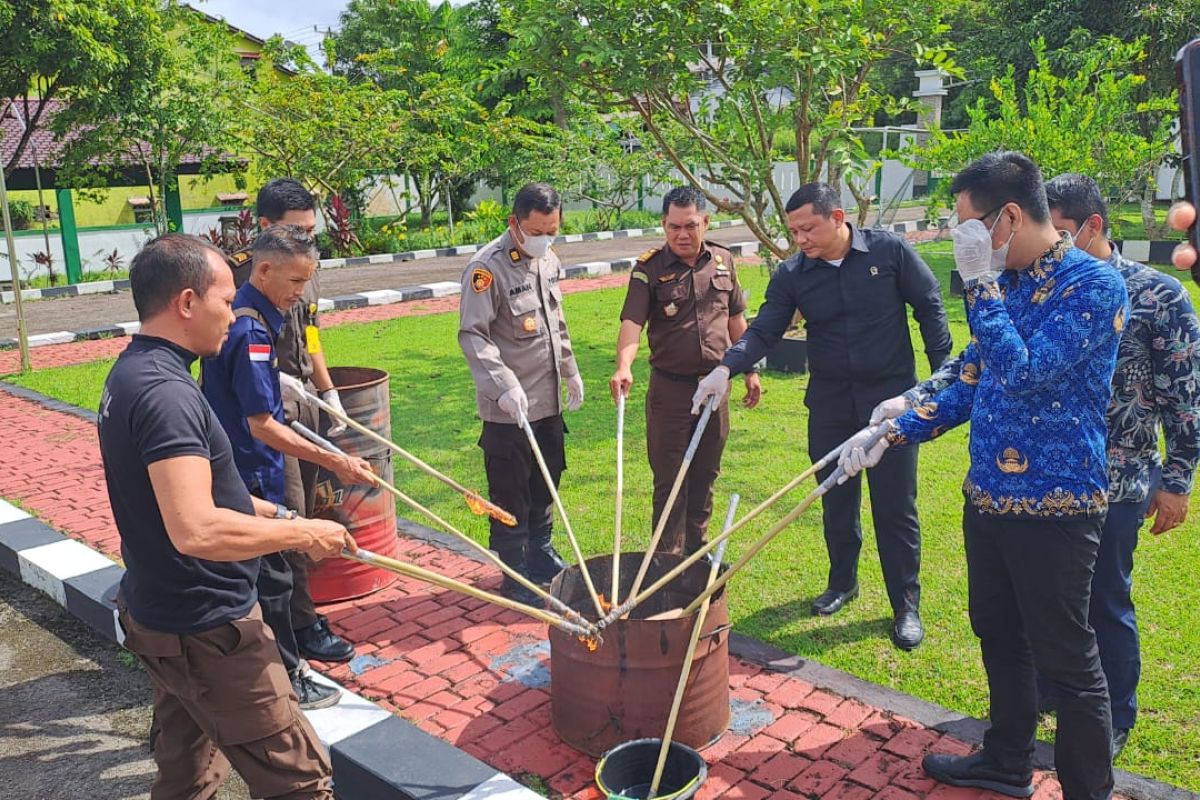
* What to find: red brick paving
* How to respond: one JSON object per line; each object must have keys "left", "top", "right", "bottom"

{"left": 0, "top": 257, "right": 1134, "bottom": 800}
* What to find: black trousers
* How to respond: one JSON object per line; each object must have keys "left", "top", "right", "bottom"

{"left": 283, "top": 396, "right": 321, "bottom": 630}
{"left": 963, "top": 504, "right": 1113, "bottom": 800}
{"left": 479, "top": 415, "right": 565, "bottom": 554}
{"left": 808, "top": 412, "right": 921, "bottom": 614}
{"left": 256, "top": 551, "right": 301, "bottom": 678}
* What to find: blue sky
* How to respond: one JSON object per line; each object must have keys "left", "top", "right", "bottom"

{"left": 192, "top": 1, "right": 350, "bottom": 62}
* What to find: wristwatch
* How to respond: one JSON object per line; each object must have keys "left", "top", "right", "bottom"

{"left": 274, "top": 503, "right": 297, "bottom": 520}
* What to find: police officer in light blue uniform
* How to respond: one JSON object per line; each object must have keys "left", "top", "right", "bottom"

{"left": 202, "top": 225, "right": 375, "bottom": 710}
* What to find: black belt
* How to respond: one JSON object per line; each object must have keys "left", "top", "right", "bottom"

{"left": 652, "top": 366, "right": 705, "bottom": 383}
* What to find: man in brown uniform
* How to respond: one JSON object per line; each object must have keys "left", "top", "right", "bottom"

{"left": 228, "top": 179, "right": 357, "bottom": 688}
{"left": 610, "top": 186, "right": 761, "bottom": 555}
{"left": 459, "top": 183, "right": 584, "bottom": 605}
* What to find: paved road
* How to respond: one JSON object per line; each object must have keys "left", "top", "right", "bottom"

{"left": 0, "top": 230, "right": 758, "bottom": 339}
{"left": 0, "top": 570, "right": 249, "bottom": 800}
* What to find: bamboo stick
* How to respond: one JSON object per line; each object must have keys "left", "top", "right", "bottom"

{"left": 300, "top": 387, "right": 517, "bottom": 526}
{"left": 344, "top": 547, "right": 596, "bottom": 639}
{"left": 290, "top": 421, "right": 589, "bottom": 629}
{"left": 648, "top": 496, "right": 738, "bottom": 798}
{"left": 518, "top": 413, "right": 606, "bottom": 618}
{"left": 625, "top": 396, "right": 717, "bottom": 608}
{"left": 611, "top": 391, "right": 626, "bottom": 606}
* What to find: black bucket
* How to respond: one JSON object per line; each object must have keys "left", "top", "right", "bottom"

{"left": 595, "top": 738, "right": 707, "bottom": 800}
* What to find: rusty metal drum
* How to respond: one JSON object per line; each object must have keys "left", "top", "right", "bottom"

{"left": 548, "top": 553, "right": 730, "bottom": 757}
{"left": 307, "top": 366, "right": 399, "bottom": 603}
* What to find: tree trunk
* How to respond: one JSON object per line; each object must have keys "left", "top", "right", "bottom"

{"left": 1140, "top": 180, "right": 1165, "bottom": 240}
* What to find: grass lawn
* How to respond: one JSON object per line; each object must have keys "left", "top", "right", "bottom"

{"left": 6, "top": 242, "right": 1199, "bottom": 790}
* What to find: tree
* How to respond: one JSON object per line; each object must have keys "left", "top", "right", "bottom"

{"left": 902, "top": 38, "right": 1176, "bottom": 233}
{"left": 524, "top": 110, "right": 673, "bottom": 230}
{"left": 502, "top": 0, "right": 959, "bottom": 259}
{"left": 231, "top": 39, "right": 406, "bottom": 226}
{"left": 0, "top": 0, "right": 164, "bottom": 178}
{"left": 52, "top": 4, "right": 243, "bottom": 234}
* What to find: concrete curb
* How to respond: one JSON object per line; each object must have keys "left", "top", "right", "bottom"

{"left": 0, "top": 219, "right": 750, "bottom": 304}
{"left": 0, "top": 498, "right": 542, "bottom": 800}
{"left": 0, "top": 240, "right": 762, "bottom": 352}
{"left": 0, "top": 214, "right": 939, "bottom": 351}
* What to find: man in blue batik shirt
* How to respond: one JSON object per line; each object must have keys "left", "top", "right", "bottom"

{"left": 202, "top": 225, "right": 374, "bottom": 710}
{"left": 876, "top": 174, "right": 1200, "bottom": 764}
{"left": 841, "top": 153, "right": 1128, "bottom": 800}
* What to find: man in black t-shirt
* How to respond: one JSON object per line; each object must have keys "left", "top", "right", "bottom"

{"left": 98, "top": 233, "right": 356, "bottom": 800}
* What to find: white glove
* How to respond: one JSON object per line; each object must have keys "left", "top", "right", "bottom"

{"left": 321, "top": 388, "right": 348, "bottom": 436}
{"left": 837, "top": 421, "right": 894, "bottom": 480}
{"left": 869, "top": 395, "right": 910, "bottom": 426}
{"left": 691, "top": 366, "right": 730, "bottom": 415}
{"left": 279, "top": 372, "right": 307, "bottom": 405}
{"left": 566, "top": 374, "right": 585, "bottom": 412}
{"left": 951, "top": 218, "right": 1005, "bottom": 284}
{"left": 498, "top": 385, "right": 529, "bottom": 421}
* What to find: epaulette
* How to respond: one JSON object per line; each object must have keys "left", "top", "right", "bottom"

{"left": 228, "top": 250, "right": 251, "bottom": 266}
{"left": 636, "top": 248, "right": 660, "bottom": 264}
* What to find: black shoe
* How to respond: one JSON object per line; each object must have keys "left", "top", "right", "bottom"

{"left": 1112, "top": 728, "right": 1130, "bottom": 759}
{"left": 293, "top": 673, "right": 341, "bottom": 711}
{"left": 922, "top": 752, "right": 1033, "bottom": 798}
{"left": 527, "top": 537, "right": 567, "bottom": 585}
{"left": 891, "top": 610, "right": 925, "bottom": 650}
{"left": 811, "top": 585, "right": 859, "bottom": 616}
{"left": 295, "top": 616, "right": 356, "bottom": 663}
{"left": 500, "top": 576, "right": 545, "bottom": 608}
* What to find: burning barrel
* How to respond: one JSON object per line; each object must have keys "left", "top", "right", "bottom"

{"left": 307, "top": 366, "right": 399, "bottom": 603}
{"left": 548, "top": 553, "right": 730, "bottom": 756}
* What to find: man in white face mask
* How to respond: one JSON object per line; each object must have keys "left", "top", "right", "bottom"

{"left": 840, "top": 152, "right": 1129, "bottom": 800}
{"left": 458, "top": 183, "right": 583, "bottom": 604}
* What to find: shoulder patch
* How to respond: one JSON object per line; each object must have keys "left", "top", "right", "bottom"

{"left": 471, "top": 268, "right": 493, "bottom": 293}
{"left": 508, "top": 248, "right": 521, "bottom": 263}
{"left": 631, "top": 270, "right": 649, "bottom": 284}
{"left": 637, "top": 248, "right": 660, "bottom": 264}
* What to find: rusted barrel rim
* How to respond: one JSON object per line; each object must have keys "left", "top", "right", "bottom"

{"left": 329, "top": 365, "right": 389, "bottom": 392}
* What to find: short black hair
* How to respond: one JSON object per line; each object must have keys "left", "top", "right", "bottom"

{"left": 256, "top": 178, "right": 316, "bottom": 222}
{"left": 950, "top": 151, "right": 1050, "bottom": 224}
{"left": 662, "top": 185, "right": 707, "bottom": 215}
{"left": 130, "top": 234, "right": 224, "bottom": 322}
{"left": 785, "top": 182, "right": 842, "bottom": 216}
{"left": 1045, "top": 173, "right": 1109, "bottom": 231}
{"left": 252, "top": 224, "right": 320, "bottom": 268}
{"left": 512, "top": 182, "right": 561, "bottom": 221}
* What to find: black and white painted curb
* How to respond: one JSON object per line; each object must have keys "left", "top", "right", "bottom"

{"left": 0, "top": 220, "right": 751, "bottom": 305}
{"left": 0, "top": 496, "right": 541, "bottom": 800}
{"left": 0, "top": 239, "right": 765, "bottom": 351}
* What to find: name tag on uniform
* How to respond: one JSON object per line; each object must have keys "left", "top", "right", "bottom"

{"left": 305, "top": 325, "right": 322, "bottom": 355}
{"left": 248, "top": 343, "right": 271, "bottom": 362}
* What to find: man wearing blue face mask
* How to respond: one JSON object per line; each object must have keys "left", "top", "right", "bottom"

{"left": 840, "top": 152, "right": 1128, "bottom": 800}
{"left": 459, "top": 183, "right": 584, "bottom": 604}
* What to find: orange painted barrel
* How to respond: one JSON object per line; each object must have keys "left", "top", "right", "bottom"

{"left": 307, "top": 366, "right": 399, "bottom": 603}
{"left": 548, "top": 553, "right": 730, "bottom": 756}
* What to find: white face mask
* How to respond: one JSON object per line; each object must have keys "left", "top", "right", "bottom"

{"left": 951, "top": 211, "right": 1013, "bottom": 275}
{"left": 1073, "top": 225, "right": 1097, "bottom": 255}
{"left": 517, "top": 222, "right": 554, "bottom": 259}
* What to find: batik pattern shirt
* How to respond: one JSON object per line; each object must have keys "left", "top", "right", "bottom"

{"left": 911, "top": 246, "right": 1200, "bottom": 505}
{"left": 889, "top": 237, "right": 1128, "bottom": 518}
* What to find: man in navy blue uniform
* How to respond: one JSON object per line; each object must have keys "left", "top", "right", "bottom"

{"left": 99, "top": 233, "right": 354, "bottom": 798}
{"left": 692, "top": 181, "right": 952, "bottom": 651}
{"left": 202, "top": 225, "right": 375, "bottom": 709}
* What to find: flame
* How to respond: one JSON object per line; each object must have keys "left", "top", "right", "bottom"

{"left": 577, "top": 634, "right": 600, "bottom": 652}
{"left": 597, "top": 593, "right": 612, "bottom": 613}
{"left": 464, "top": 492, "right": 517, "bottom": 527}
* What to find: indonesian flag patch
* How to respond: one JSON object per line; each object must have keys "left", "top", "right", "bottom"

{"left": 248, "top": 343, "right": 271, "bottom": 362}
